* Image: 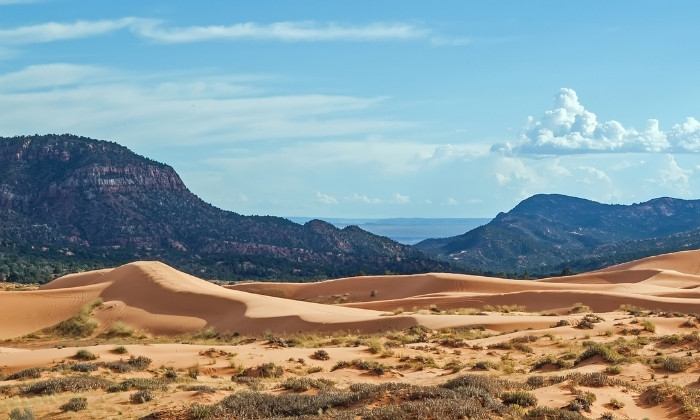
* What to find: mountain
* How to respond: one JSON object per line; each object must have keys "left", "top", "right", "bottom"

{"left": 415, "top": 193, "right": 700, "bottom": 276}
{"left": 0, "top": 134, "right": 451, "bottom": 283}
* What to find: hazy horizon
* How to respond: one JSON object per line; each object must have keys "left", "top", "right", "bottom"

{"left": 2, "top": 1, "right": 699, "bottom": 218}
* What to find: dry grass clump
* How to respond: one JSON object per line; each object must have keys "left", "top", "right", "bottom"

{"left": 488, "top": 335, "right": 538, "bottom": 354}
{"left": 568, "top": 303, "right": 591, "bottom": 314}
{"left": 73, "top": 348, "right": 97, "bottom": 360}
{"left": 41, "top": 298, "right": 103, "bottom": 338}
{"left": 236, "top": 362, "right": 285, "bottom": 379}
{"left": 59, "top": 396, "right": 88, "bottom": 412}
{"left": 638, "top": 318, "right": 656, "bottom": 333}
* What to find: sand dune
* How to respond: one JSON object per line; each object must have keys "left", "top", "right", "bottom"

{"left": 230, "top": 250, "right": 700, "bottom": 315}
{"left": 1, "top": 250, "right": 700, "bottom": 341}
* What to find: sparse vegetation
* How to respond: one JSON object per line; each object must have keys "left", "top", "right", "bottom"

{"left": 60, "top": 397, "right": 88, "bottom": 412}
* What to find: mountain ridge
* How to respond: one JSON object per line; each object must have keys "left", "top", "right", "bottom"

{"left": 0, "top": 134, "right": 450, "bottom": 282}
{"left": 416, "top": 193, "right": 700, "bottom": 275}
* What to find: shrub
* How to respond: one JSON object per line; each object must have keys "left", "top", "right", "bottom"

{"left": 5, "top": 367, "right": 44, "bottom": 381}
{"left": 104, "top": 321, "right": 133, "bottom": 337}
{"left": 312, "top": 349, "right": 330, "bottom": 360}
{"left": 112, "top": 346, "right": 128, "bottom": 354}
{"left": 609, "top": 397, "right": 625, "bottom": 409}
{"left": 74, "top": 349, "right": 97, "bottom": 361}
{"left": 130, "top": 389, "right": 155, "bottom": 403}
{"left": 639, "top": 318, "right": 656, "bottom": 333}
{"left": 21, "top": 376, "right": 113, "bottom": 395}
{"left": 8, "top": 408, "right": 34, "bottom": 420}
{"left": 605, "top": 365, "right": 623, "bottom": 375}
{"left": 663, "top": 356, "right": 692, "bottom": 372}
{"left": 502, "top": 390, "right": 538, "bottom": 407}
{"left": 281, "top": 377, "right": 334, "bottom": 392}
{"left": 60, "top": 397, "right": 88, "bottom": 412}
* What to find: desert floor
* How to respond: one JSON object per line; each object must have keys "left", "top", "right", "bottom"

{"left": 1, "top": 251, "right": 700, "bottom": 419}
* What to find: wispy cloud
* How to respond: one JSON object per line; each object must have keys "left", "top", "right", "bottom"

{"left": 0, "top": 63, "right": 411, "bottom": 147}
{"left": 0, "top": 17, "right": 431, "bottom": 45}
{"left": 493, "top": 88, "right": 700, "bottom": 155}
{"left": 0, "top": 17, "right": 153, "bottom": 44}
{"left": 136, "top": 21, "right": 429, "bottom": 43}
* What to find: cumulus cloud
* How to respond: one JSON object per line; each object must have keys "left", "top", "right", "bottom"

{"left": 316, "top": 192, "right": 338, "bottom": 205}
{"left": 657, "top": 155, "right": 692, "bottom": 194}
{"left": 390, "top": 193, "right": 410, "bottom": 204}
{"left": 346, "top": 193, "right": 381, "bottom": 204}
{"left": 494, "top": 88, "right": 700, "bottom": 155}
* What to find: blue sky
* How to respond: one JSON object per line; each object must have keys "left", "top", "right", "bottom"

{"left": 1, "top": 1, "right": 699, "bottom": 218}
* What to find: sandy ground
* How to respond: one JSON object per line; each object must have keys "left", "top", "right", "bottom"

{"left": 1, "top": 250, "right": 699, "bottom": 419}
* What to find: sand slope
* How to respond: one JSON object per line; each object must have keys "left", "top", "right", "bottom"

{"left": 2, "top": 250, "right": 700, "bottom": 340}
{"left": 230, "top": 250, "right": 700, "bottom": 314}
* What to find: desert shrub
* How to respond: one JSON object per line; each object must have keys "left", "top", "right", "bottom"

{"left": 186, "top": 385, "right": 216, "bottom": 393}
{"left": 8, "top": 408, "right": 34, "bottom": 420}
{"left": 281, "top": 377, "right": 335, "bottom": 392}
{"left": 128, "top": 355, "right": 152, "bottom": 370}
{"left": 21, "top": 376, "right": 113, "bottom": 395}
{"left": 312, "top": 349, "right": 330, "bottom": 360}
{"left": 644, "top": 384, "right": 671, "bottom": 405}
{"left": 575, "top": 342, "right": 624, "bottom": 365}
{"left": 71, "top": 363, "right": 98, "bottom": 373}
{"left": 5, "top": 367, "right": 44, "bottom": 381}
{"left": 605, "top": 365, "right": 623, "bottom": 375}
{"left": 104, "top": 321, "right": 133, "bottom": 337}
{"left": 663, "top": 356, "right": 692, "bottom": 372}
{"left": 639, "top": 318, "right": 656, "bottom": 333}
{"left": 130, "top": 389, "right": 155, "bottom": 403}
{"left": 577, "top": 314, "right": 605, "bottom": 329}
{"left": 103, "top": 355, "right": 151, "bottom": 373}
{"left": 60, "top": 396, "right": 88, "bottom": 412}
{"left": 609, "top": 397, "right": 625, "bottom": 409}
{"left": 569, "top": 303, "right": 591, "bottom": 314}
{"left": 532, "top": 355, "right": 572, "bottom": 370}
{"left": 472, "top": 360, "right": 498, "bottom": 370}
{"left": 189, "top": 403, "right": 214, "bottom": 419}
{"left": 525, "top": 406, "right": 588, "bottom": 419}
{"left": 111, "top": 345, "right": 128, "bottom": 354}
{"left": 569, "top": 372, "right": 613, "bottom": 388}
{"left": 107, "top": 378, "right": 169, "bottom": 393}
{"left": 258, "top": 362, "right": 284, "bottom": 378}
{"left": 164, "top": 368, "right": 178, "bottom": 379}
{"left": 74, "top": 349, "right": 97, "bottom": 361}
{"left": 502, "top": 390, "right": 537, "bottom": 407}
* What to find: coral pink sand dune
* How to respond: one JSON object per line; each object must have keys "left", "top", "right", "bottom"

{"left": 230, "top": 250, "right": 700, "bottom": 314}
{"left": 2, "top": 250, "right": 700, "bottom": 340}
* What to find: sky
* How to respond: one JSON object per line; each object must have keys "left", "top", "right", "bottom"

{"left": 1, "top": 1, "right": 699, "bottom": 219}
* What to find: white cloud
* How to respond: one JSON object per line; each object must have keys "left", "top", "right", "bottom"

{"left": 579, "top": 165, "right": 611, "bottom": 182}
{"left": 495, "top": 88, "right": 700, "bottom": 155}
{"left": 445, "top": 197, "right": 458, "bottom": 206}
{"left": 657, "top": 155, "right": 692, "bottom": 194}
{"left": 0, "top": 17, "right": 154, "bottom": 45}
{"left": 390, "top": 193, "right": 410, "bottom": 204}
{"left": 346, "top": 193, "right": 381, "bottom": 204}
{"left": 0, "top": 18, "right": 429, "bottom": 45}
{"left": 136, "top": 21, "right": 429, "bottom": 43}
{"left": 316, "top": 192, "right": 338, "bottom": 205}
{"left": 670, "top": 117, "right": 700, "bottom": 152}
{"left": 494, "top": 157, "right": 539, "bottom": 185}
{"left": 0, "top": 64, "right": 409, "bottom": 145}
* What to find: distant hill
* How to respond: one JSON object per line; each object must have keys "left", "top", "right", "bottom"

{"left": 0, "top": 134, "right": 452, "bottom": 283}
{"left": 415, "top": 194, "right": 700, "bottom": 276}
